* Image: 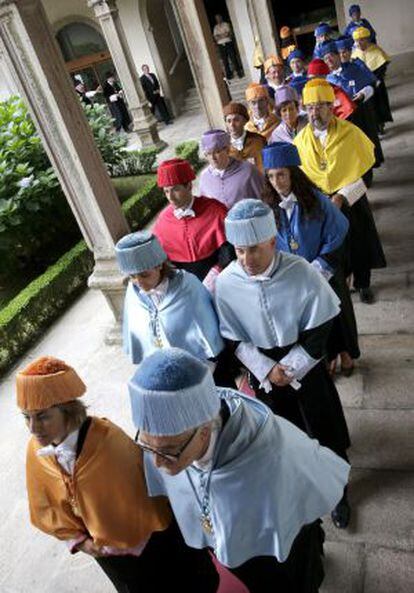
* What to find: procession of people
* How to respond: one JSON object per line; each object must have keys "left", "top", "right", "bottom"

{"left": 18, "top": 6, "right": 395, "bottom": 592}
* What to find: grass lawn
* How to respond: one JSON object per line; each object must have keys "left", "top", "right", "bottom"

{"left": 112, "top": 174, "right": 154, "bottom": 202}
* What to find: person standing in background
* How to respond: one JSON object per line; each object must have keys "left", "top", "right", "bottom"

{"left": 103, "top": 71, "right": 131, "bottom": 133}
{"left": 140, "top": 64, "right": 173, "bottom": 125}
{"left": 213, "top": 14, "right": 243, "bottom": 80}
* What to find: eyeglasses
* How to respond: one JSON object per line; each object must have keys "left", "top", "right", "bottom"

{"left": 136, "top": 428, "right": 199, "bottom": 462}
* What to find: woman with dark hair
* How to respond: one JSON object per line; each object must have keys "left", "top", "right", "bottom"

{"left": 262, "top": 142, "right": 360, "bottom": 377}
{"left": 115, "top": 231, "right": 235, "bottom": 386}
{"left": 269, "top": 85, "right": 307, "bottom": 144}
{"left": 18, "top": 356, "right": 219, "bottom": 593}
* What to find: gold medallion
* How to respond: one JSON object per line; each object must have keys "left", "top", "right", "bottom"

{"left": 153, "top": 337, "right": 163, "bottom": 348}
{"left": 289, "top": 239, "right": 299, "bottom": 251}
{"left": 201, "top": 515, "right": 214, "bottom": 534}
{"left": 319, "top": 160, "right": 327, "bottom": 171}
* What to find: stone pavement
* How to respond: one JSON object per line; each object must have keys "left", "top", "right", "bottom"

{"left": 0, "top": 55, "right": 413, "bottom": 592}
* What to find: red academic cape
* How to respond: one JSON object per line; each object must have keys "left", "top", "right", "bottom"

{"left": 153, "top": 196, "right": 227, "bottom": 263}
{"left": 332, "top": 84, "right": 357, "bottom": 120}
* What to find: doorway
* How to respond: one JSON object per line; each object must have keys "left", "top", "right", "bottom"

{"left": 270, "top": 0, "right": 339, "bottom": 57}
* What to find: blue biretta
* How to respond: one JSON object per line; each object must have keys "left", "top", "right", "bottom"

{"left": 128, "top": 347, "right": 350, "bottom": 568}
{"left": 224, "top": 199, "right": 277, "bottom": 247}
{"left": 115, "top": 231, "right": 167, "bottom": 275}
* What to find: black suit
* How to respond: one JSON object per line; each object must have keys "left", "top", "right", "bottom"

{"left": 103, "top": 80, "right": 131, "bottom": 132}
{"left": 140, "top": 72, "right": 172, "bottom": 124}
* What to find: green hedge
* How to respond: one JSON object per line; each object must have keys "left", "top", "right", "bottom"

{"left": 0, "top": 241, "right": 93, "bottom": 374}
{"left": 175, "top": 140, "right": 203, "bottom": 171}
{"left": 0, "top": 179, "right": 166, "bottom": 377}
{"left": 0, "top": 141, "right": 208, "bottom": 376}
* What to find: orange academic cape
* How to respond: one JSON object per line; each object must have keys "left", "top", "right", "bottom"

{"left": 26, "top": 417, "right": 171, "bottom": 548}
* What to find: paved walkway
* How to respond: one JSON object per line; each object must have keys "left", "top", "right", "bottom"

{"left": 0, "top": 55, "right": 413, "bottom": 592}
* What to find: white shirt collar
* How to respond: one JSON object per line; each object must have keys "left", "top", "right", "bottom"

{"left": 249, "top": 256, "right": 277, "bottom": 282}
{"left": 37, "top": 429, "right": 80, "bottom": 475}
{"left": 142, "top": 276, "right": 169, "bottom": 306}
{"left": 231, "top": 130, "right": 247, "bottom": 151}
{"left": 209, "top": 165, "right": 227, "bottom": 178}
{"left": 279, "top": 192, "right": 297, "bottom": 219}
{"left": 312, "top": 127, "right": 329, "bottom": 146}
{"left": 173, "top": 197, "right": 196, "bottom": 219}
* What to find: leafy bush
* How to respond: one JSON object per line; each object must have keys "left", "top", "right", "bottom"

{"left": 175, "top": 140, "right": 203, "bottom": 171}
{"left": 0, "top": 97, "right": 160, "bottom": 278}
{"left": 110, "top": 147, "right": 160, "bottom": 177}
{"left": 0, "top": 96, "right": 79, "bottom": 276}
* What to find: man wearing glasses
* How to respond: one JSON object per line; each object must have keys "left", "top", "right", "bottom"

{"left": 129, "top": 347, "right": 350, "bottom": 593}
{"left": 294, "top": 78, "right": 386, "bottom": 304}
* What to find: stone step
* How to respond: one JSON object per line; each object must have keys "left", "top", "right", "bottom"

{"left": 335, "top": 333, "right": 414, "bottom": 410}
{"left": 345, "top": 408, "right": 414, "bottom": 470}
{"left": 321, "top": 542, "right": 414, "bottom": 593}
{"left": 183, "top": 97, "right": 201, "bottom": 109}
{"left": 323, "top": 468, "right": 414, "bottom": 553}
{"left": 353, "top": 298, "right": 414, "bottom": 334}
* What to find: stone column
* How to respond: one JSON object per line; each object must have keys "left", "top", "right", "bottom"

{"left": 226, "top": 0, "right": 255, "bottom": 82}
{"left": 0, "top": 0, "right": 130, "bottom": 342}
{"left": 88, "top": 0, "right": 166, "bottom": 149}
{"left": 171, "top": 0, "right": 230, "bottom": 130}
{"left": 246, "top": 0, "right": 278, "bottom": 58}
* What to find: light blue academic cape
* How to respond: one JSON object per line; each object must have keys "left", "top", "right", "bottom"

{"left": 143, "top": 389, "right": 350, "bottom": 567}
{"left": 123, "top": 269, "right": 224, "bottom": 363}
{"left": 277, "top": 191, "right": 349, "bottom": 274}
{"left": 215, "top": 252, "right": 340, "bottom": 348}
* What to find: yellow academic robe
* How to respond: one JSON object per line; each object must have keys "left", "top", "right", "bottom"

{"left": 352, "top": 44, "right": 390, "bottom": 72}
{"left": 294, "top": 117, "right": 375, "bottom": 195}
{"left": 26, "top": 417, "right": 171, "bottom": 548}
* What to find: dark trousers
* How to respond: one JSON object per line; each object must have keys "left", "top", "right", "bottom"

{"left": 109, "top": 100, "right": 131, "bottom": 132}
{"left": 218, "top": 42, "right": 242, "bottom": 78}
{"left": 96, "top": 520, "right": 219, "bottom": 593}
{"left": 151, "top": 95, "right": 172, "bottom": 124}
{"left": 228, "top": 521, "right": 325, "bottom": 593}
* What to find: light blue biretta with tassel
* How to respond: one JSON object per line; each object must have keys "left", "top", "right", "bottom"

{"left": 128, "top": 348, "right": 220, "bottom": 436}
{"left": 225, "top": 199, "right": 277, "bottom": 247}
{"left": 115, "top": 231, "right": 167, "bottom": 275}
{"left": 262, "top": 141, "right": 301, "bottom": 170}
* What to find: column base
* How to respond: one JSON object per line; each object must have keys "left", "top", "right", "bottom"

{"left": 132, "top": 118, "right": 167, "bottom": 149}
{"left": 87, "top": 257, "right": 126, "bottom": 344}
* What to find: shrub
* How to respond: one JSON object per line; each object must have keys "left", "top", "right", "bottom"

{"left": 175, "top": 140, "right": 203, "bottom": 171}
{"left": 0, "top": 96, "right": 79, "bottom": 276}
{"left": 110, "top": 147, "right": 160, "bottom": 177}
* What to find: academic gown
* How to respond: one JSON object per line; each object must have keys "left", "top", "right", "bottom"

{"left": 294, "top": 119, "right": 386, "bottom": 285}
{"left": 142, "top": 389, "right": 350, "bottom": 580}
{"left": 199, "top": 158, "right": 264, "bottom": 209}
{"left": 153, "top": 196, "right": 233, "bottom": 281}
{"left": 352, "top": 46, "right": 393, "bottom": 124}
{"left": 275, "top": 192, "right": 360, "bottom": 360}
{"left": 286, "top": 72, "right": 308, "bottom": 95}
{"left": 327, "top": 63, "right": 384, "bottom": 167}
{"left": 122, "top": 270, "right": 224, "bottom": 364}
{"left": 27, "top": 417, "right": 218, "bottom": 593}
{"left": 215, "top": 253, "right": 351, "bottom": 458}
{"left": 269, "top": 114, "right": 308, "bottom": 144}
{"left": 228, "top": 130, "right": 266, "bottom": 172}
{"left": 343, "top": 18, "right": 377, "bottom": 44}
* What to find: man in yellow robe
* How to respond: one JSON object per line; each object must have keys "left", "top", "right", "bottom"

{"left": 294, "top": 78, "right": 386, "bottom": 303}
{"left": 17, "top": 356, "right": 219, "bottom": 593}
{"left": 245, "top": 83, "right": 279, "bottom": 141}
{"left": 352, "top": 26, "right": 393, "bottom": 133}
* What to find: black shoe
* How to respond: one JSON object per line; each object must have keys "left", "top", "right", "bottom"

{"left": 359, "top": 287, "right": 375, "bottom": 304}
{"left": 331, "top": 497, "right": 351, "bottom": 529}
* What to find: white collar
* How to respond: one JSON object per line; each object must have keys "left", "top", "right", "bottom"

{"left": 332, "top": 66, "right": 343, "bottom": 75}
{"left": 231, "top": 130, "right": 247, "bottom": 150}
{"left": 142, "top": 276, "right": 169, "bottom": 298}
{"left": 248, "top": 256, "right": 277, "bottom": 282}
{"left": 37, "top": 429, "right": 80, "bottom": 475}
{"left": 173, "top": 197, "right": 196, "bottom": 219}
{"left": 209, "top": 165, "right": 227, "bottom": 178}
